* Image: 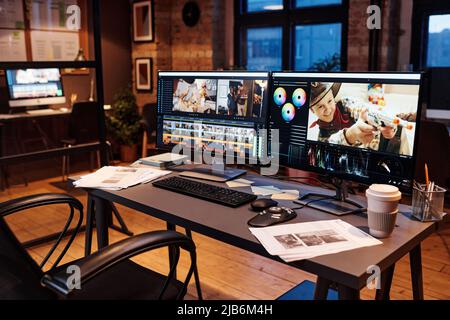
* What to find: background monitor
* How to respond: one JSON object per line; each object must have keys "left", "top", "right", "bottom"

{"left": 425, "top": 67, "right": 450, "bottom": 120}
{"left": 157, "top": 71, "right": 270, "bottom": 160}
{"left": 6, "top": 68, "right": 66, "bottom": 107}
{"left": 269, "top": 72, "right": 423, "bottom": 190}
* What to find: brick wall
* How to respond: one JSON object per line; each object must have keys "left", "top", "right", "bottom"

{"left": 347, "top": 0, "right": 371, "bottom": 71}
{"left": 132, "top": 0, "right": 226, "bottom": 108}
{"left": 131, "top": 0, "right": 409, "bottom": 108}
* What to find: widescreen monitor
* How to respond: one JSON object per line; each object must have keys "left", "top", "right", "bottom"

{"left": 157, "top": 71, "right": 270, "bottom": 160}
{"left": 269, "top": 72, "right": 423, "bottom": 191}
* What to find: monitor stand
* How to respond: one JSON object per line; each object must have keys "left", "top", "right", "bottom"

{"left": 294, "top": 178, "right": 365, "bottom": 216}
{"left": 180, "top": 163, "right": 246, "bottom": 182}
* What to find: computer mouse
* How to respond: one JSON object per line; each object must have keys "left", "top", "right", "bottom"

{"left": 248, "top": 207, "right": 297, "bottom": 227}
{"left": 250, "top": 198, "right": 278, "bottom": 212}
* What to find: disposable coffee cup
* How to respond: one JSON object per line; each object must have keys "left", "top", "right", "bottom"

{"left": 366, "top": 184, "right": 402, "bottom": 238}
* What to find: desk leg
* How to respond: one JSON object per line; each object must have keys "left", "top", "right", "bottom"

{"left": 84, "top": 195, "right": 95, "bottom": 256}
{"left": 93, "top": 196, "right": 110, "bottom": 249}
{"left": 167, "top": 222, "right": 177, "bottom": 280}
{"left": 410, "top": 243, "right": 424, "bottom": 300}
{"left": 375, "top": 263, "right": 395, "bottom": 300}
{"left": 338, "top": 284, "right": 360, "bottom": 300}
{"left": 314, "top": 277, "right": 332, "bottom": 300}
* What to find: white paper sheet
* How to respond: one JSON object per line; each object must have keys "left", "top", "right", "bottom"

{"left": 226, "top": 178, "right": 254, "bottom": 188}
{"left": 271, "top": 190, "right": 300, "bottom": 200}
{"left": 0, "top": 29, "right": 27, "bottom": 61}
{"left": 250, "top": 219, "right": 381, "bottom": 262}
{"left": 74, "top": 166, "right": 171, "bottom": 190}
{"left": 251, "top": 186, "right": 282, "bottom": 196}
{"left": 30, "top": 30, "right": 79, "bottom": 61}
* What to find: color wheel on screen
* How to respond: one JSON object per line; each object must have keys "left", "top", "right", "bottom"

{"left": 273, "top": 87, "right": 287, "bottom": 106}
{"left": 281, "top": 103, "right": 295, "bottom": 122}
{"left": 292, "top": 88, "right": 307, "bottom": 108}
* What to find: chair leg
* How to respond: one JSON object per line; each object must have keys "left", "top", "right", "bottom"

{"left": 62, "top": 155, "right": 66, "bottom": 182}
{"left": 96, "top": 150, "right": 101, "bottom": 168}
{"left": 85, "top": 195, "right": 95, "bottom": 256}
{"left": 185, "top": 228, "right": 203, "bottom": 300}
{"left": 89, "top": 151, "right": 94, "bottom": 172}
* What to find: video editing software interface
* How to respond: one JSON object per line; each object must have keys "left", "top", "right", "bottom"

{"left": 6, "top": 68, "right": 64, "bottom": 101}
{"left": 269, "top": 72, "right": 422, "bottom": 187}
{"left": 157, "top": 71, "right": 270, "bottom": 158}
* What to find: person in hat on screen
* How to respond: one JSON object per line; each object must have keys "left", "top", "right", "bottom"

{"left": 309, "top": 82, "right": 398, "bottom": 151}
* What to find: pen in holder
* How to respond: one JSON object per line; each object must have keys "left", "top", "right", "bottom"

{"left": 412, "top": 182, "right": 446, "bottom": 222}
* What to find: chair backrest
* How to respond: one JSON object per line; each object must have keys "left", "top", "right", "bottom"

{"left": 0, "top": 217, "right": 56, "bottom": 299}
{"left": 142, "top": 103, "right": 157, "bottom": 135}
{"left": 68, "top": 101, "right": 101, "bottom": 144}
{"left": 415, "top": 120, "right": 450, "bottom": 189}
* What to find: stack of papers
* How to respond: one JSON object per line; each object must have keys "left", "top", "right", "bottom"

{"left": 73, "top": 166, "right": 171, "bottom": 190}
{"left": 250, "top": 219, "right": 382, "bottom": 262}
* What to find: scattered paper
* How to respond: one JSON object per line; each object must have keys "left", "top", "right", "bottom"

{"left": 73, "top": 166, "right": 171, "bottom": 190}
{"left": 251, "top": 186, "right": 282, "bottom": 196}
{"left": 250, "top": 219, "right": 382, "bottom": 262}
{"left": 271, "top": 190, "right": 300, "bottom": 201}
{"left": 226, "top": 178, "right": 254, "bottom": 188}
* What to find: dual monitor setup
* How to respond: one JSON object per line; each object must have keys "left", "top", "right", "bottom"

{"left": 156, "top": 71, "right": 423, "bottom": 215}
{"left": 4, "top": 68, "right": 423, "bottom": 215}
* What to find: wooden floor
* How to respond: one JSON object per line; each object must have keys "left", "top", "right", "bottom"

{"left": 1, "top": 172, "right": 449, "bottom": 300}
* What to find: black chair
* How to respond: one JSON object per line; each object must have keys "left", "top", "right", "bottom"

{"left": 61, "top": 101, "right": 101, "bottom": 181}
{"left": 0, "top": 193, "right": 197, "bottom": 300}
{"left": 415, "top": 120, "right": 450, "bottom": 190}
{"left": 140, "top": 103, "right": 158, "bottom": 158}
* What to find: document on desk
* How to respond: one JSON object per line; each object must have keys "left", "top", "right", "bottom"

{"left": 73, "top": 166, "right": 171, "bottom": 190}
{"left": 250, "top": 220, "right": 382, "bottom": 262}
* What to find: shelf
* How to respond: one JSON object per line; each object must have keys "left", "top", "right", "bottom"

{"left": 0, "top": 61, "right": 97, "bottom": 70}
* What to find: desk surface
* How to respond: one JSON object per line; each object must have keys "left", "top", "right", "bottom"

{"left": 78, "top": 171, "right": 436, "bottom": 290}
{"left": 0, "top": 108, "right": 70, "bottom": 121}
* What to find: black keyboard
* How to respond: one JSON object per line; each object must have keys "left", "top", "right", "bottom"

{"left": 152, "top": 176, "right": 257, "bottom": 207}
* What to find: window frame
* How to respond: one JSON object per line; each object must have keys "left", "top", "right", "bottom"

{"left": 234, "top": 0, "right": 349, "bottom": 71}
{"left": 411, "top": 0, "right": 450, "bottom": 70}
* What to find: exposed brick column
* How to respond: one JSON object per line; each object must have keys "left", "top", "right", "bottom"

{"left": 347, "top": 0, "right": 371, "bottom": 71}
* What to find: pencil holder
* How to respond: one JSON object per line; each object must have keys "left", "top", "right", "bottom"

{"left": 412, "top": 183, "right": 446, "bottom": 222}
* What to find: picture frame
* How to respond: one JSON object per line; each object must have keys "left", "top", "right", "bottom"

{"left": 135, "top": 58, "right": 153, "bottom": 91}
{"left": 133, "top": 1, "right": 154, "bottom": 42}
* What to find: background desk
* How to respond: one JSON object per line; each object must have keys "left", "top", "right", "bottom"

{"left": 0, "top": 109, "right": 71, "bottom": 155}
{"left": 75, "top": 172, "right": 437, "bottom": 300}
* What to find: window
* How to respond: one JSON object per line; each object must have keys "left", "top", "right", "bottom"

{"left": 247, "top": 0, "right": 283, "bottom": 12}
{"left": 296, "top": 0, "right": 341, "bottom": 8}
{"left": 295, "top": 23, "right": 342, "bottom": 71}
{"left": 246, "top": 27, "right": 282, "bottom": 71}
{"left": 426, "top": 14, "right": 450, "bottom": 67}
{"left": 235, "top": 0, "right": 347, "bottom": 71}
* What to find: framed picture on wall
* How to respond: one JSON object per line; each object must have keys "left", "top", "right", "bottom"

{"left": 135, "top": 58, "right": 152, "bottom": 91}
{"left": 133, "top": 1, "right": 154, "bottom": 42}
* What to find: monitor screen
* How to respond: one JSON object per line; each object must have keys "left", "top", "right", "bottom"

{"left": 6, "top": 68, "right": 66, "bottom": 107}
{"left": 157, "top": 71, "right": 270, "bottom": 159}
{"left": 269, "top": 72, "right": 423, "bottom": 188}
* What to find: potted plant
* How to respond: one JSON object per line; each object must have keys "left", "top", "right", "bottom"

{"left": 106, "top": 87, "right": 142, "bottom": 162}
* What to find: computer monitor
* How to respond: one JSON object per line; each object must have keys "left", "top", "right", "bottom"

{"left": 269, "top": 72, "right": 423, "bottom": 215}
{"left": 425, "top": 67, "right": 450, "bottom": 120}
{"left": 157, "top": 71, "right": 270, "bottom": 181}
{"left": 6, "top": 68, "right": 66, "bottom": 108}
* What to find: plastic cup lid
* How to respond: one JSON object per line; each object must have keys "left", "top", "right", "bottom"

{"left": 366, "top": 184, "right": 402, "bottom": 201}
